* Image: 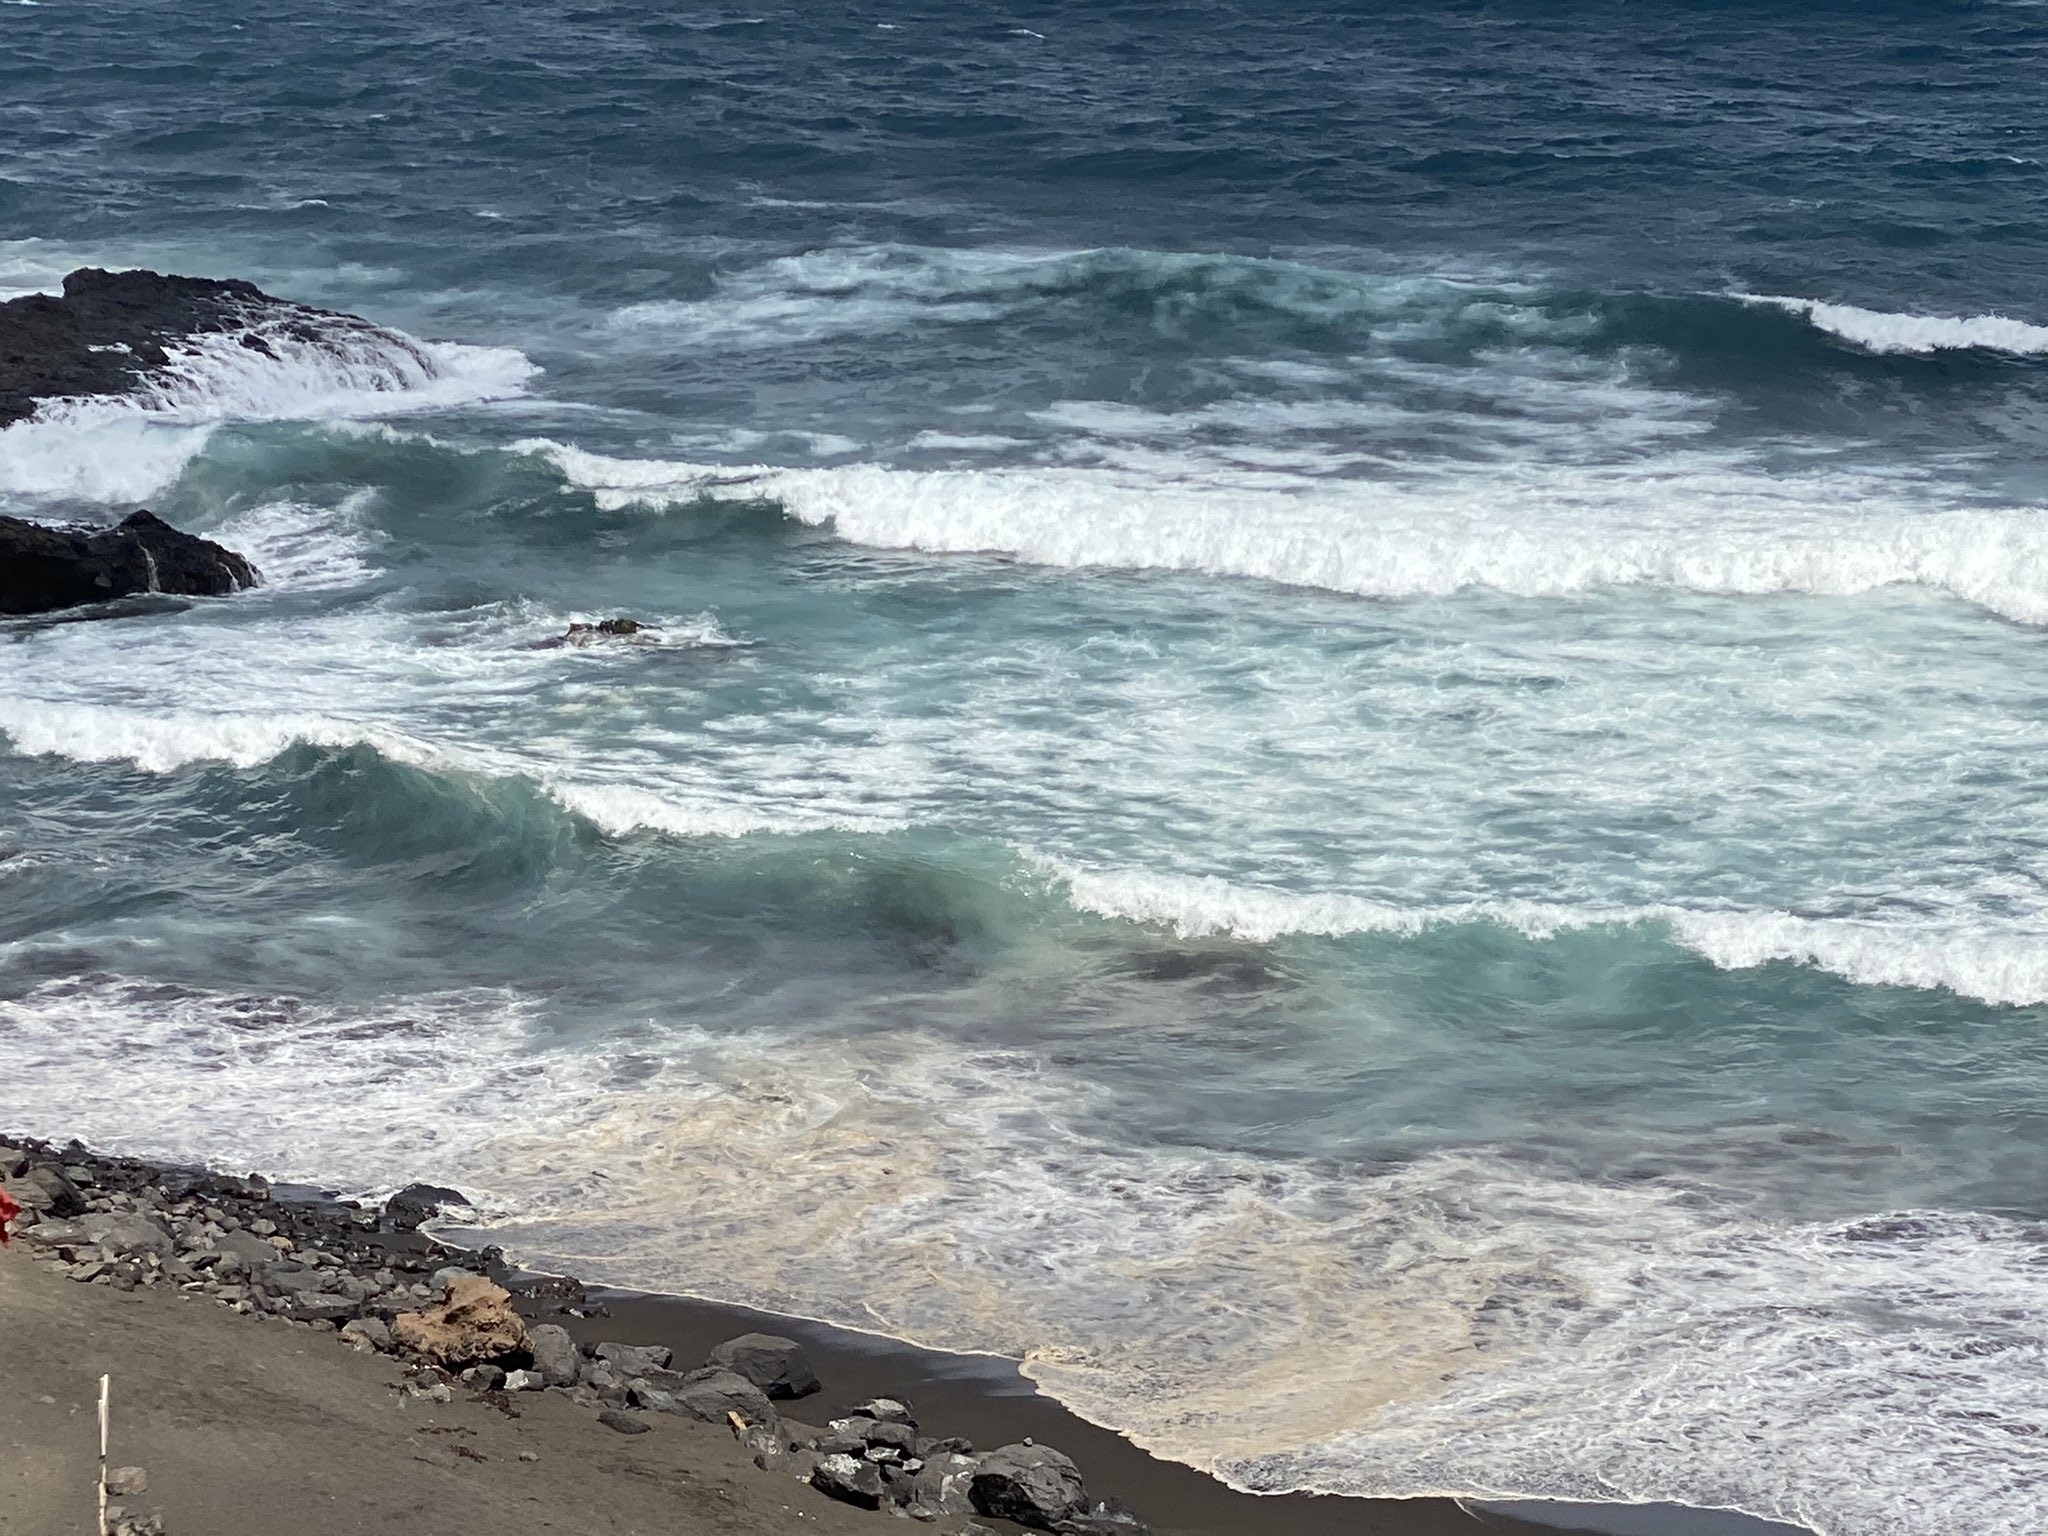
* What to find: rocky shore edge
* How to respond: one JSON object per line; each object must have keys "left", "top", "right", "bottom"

{"left": 1, "top": 1134, "right": 1146, "bottom": 1536}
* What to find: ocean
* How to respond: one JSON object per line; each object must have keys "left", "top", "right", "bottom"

{"left": 3, "top": 3, "right": 2046, "bottom": 1532}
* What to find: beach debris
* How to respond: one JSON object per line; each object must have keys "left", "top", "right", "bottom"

{"left": 707, "top": 1332, "right": 821, "bottom": 1400}
{"left": 391, "top": 1274, "right": 527, "bottom": 1368}
{"left": 970, "top": 1442, "right": 1089, "bottom": 1530}
{"left": 596, "top": 1409, "right": 650, "bottom": 1435}
{"left": 96, "top": 1375, "right": 110, "bottom": 1536}
{"left": 0, "top": 1186, "right": 18, "bottom": 1244}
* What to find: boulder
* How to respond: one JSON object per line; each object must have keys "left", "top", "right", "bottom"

{"left": 668, "top": 1366, "right": 775, "bottom": 1427}
{"left": 339, "top": 1318, "right": 391, "bottom": 1353}
{"left": 903, "top": 1451, "right": 980, "bottom": 1519}
{"left": 596, "top": 1410, "right": 649, "bottom": 1435}
{"left": 0, "top": 512, "right": 258, "bottom": 616}
{"left": 286, "top": 1294, "right": 360, "bottom": 1325}
{"left": 64, "top": 1211, "right": 176, "bottom": 1260}
{"left": 525, "top": 1323, "right": 581, "bottom": 1388}
{"left": 844, "top": 1395, "right": 916, "bottom": 1427}
{"left": 810, "top": 1452, "right": 885, "bottom": 1510}
{"left": 382, "top": 1183, "right": 471, "bottom": 1233}
{"left": 390, "top": 1274, "right": 526, "bottom": 1368}
{"left": 593, "top": 1340, "right": 671, "bottom": 1376}
{"left": 706, "top": 1332, "right": 820, "bottom": 1400}
{"left": 970, "top": 1443, "right": 1088, "bottom": 1531}
{"left": 12, "top": 1166, "right": 87, "bottom": 1217}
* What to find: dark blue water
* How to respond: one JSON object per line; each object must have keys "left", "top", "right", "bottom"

{"left": 5, "top": 6, "right": 2048, "bottom": 1534}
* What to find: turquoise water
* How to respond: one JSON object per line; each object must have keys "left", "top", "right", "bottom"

{"left": 4, "top": 5, "right": 2048, "bottom": 1533}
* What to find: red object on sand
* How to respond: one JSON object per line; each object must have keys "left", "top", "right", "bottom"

{"left": 0, "top": 1187, "right": 19, "bottom": 1244}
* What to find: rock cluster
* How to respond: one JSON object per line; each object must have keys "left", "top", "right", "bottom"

{"left": 1, "top": 1135, "right": 1147, "bottom": 1536}
{"left": 0, "top": 510, "right": 260, "bottom": 617}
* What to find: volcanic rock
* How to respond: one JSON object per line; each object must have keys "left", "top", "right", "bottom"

{"left": 811, "top": 1452, "right": 886, "bottom": 1510}
{"left": 524, "top": 1323, "right": 581, "bottom": 1388}
{"left": 0, "top": 511, "right": 258, "bottom": 617}
{"left": 382, "top": 1182, "right": 471, "bottom": 1233}
{"left": 593, "top": 1340, "right": 671, "bottom": 1376}
{"left": 970, "top": 1443, "right": 1089, "bottom": 1530}
{"left": 0, "top": 266, "right": 431, "bottom": 430}
{"left": 706, "top": 1332, "right": 820, "bottom": 1400}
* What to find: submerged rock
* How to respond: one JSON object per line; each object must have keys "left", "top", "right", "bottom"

{"left": 534, "top": 617, "right": 661, "bottom": 649}
{"left": 0, "top": 511, "right": 259, "bottom": 617}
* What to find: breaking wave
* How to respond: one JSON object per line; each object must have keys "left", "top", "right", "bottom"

{"left": 1034, "top": 858, "right": 2048, "bottom": 1008}
{"left": 519, "top": 439, "right": 2048, "bottom": 625}
{"left": 1738, "top": 294, "right": 2048, "bottom": 356}
{"left": 0, "top": 309, "right": 535, "bottom": 507}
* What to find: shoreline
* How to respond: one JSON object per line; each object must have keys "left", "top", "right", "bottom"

{"left": 2, "top": 1133, "right": 1812, "bottom": 1536}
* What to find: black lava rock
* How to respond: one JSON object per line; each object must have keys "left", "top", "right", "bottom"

{"left": 0, "top": 266, "right": 430, "bottom": 429}
{"left": 705, "top": 1332, "right": 821, "bottom": 1400}
{"left": 0, "top": 511, "right": 259, "bottom": 617}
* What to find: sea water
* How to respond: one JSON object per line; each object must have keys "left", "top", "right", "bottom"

{"left": 3, "top": 5, "right": 2047, "bottom": 1533}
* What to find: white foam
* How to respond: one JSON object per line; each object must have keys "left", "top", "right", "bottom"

{"left": 113, "top": 326, "right": 538, "bottom": 424}
{"left": 517, "top": 439, "right": 2048, "bottom": 626}
{"left": 0, "top": 417, "right": 219, "bottom": 506}
{"left": 1741, "top": 294, "right": 2048, "bottom": 356}
{"left": 0, "top": 315, "right": 536, "bottom": 507}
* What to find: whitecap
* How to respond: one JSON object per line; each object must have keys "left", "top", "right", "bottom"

{"left": 1739, "top": 293, "right": 2048, "bottom": 356}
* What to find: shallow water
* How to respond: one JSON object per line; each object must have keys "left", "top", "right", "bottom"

{"left": 4, "top": 5, "right": 2048, "bottom": 1534}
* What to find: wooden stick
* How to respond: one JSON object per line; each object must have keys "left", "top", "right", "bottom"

{"left": 96, "top": 1374, "right": 110, "bottom": 1536}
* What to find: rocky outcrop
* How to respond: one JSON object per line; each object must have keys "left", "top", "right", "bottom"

{"left": 390, "top": 1273, "right": 528, "bottom": 1368}
{"left": 0, "top": 510, "right": 259, "bottom": 616}
{"left": 0, "top": 266, "right": 431, "bottom": 429}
